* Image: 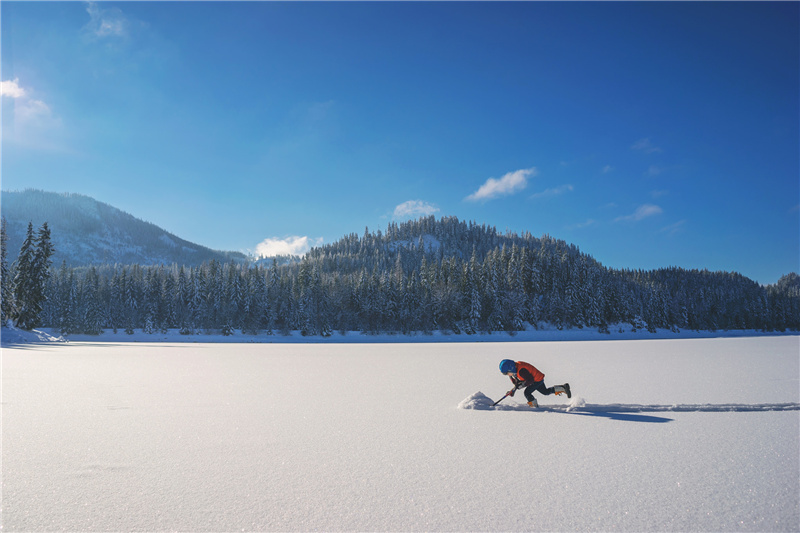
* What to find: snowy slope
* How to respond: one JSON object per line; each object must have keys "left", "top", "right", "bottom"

{"left": 386, "top": 234, "right": 442, "bottom": 254}
{"left": 3, "top": 337, "right": 798, "bottom": 531}
{"left": 2, "top": 190, "right": 246, "bottom": 266}
{"left": 0, "top": 323, "right": 65, "bottom": 344}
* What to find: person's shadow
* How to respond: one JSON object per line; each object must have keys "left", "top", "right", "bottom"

{"left": 555, "top": 409, "right": 672, "bottom": 423}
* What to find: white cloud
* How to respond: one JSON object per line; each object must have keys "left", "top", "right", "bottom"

{"left": 2, "top": 78, "right": 54, "bottom": 122}
{"left": 1, "top": 78, "right": 67, "bottom": 153}
{"left": 530, "top": 184, "right": 574, "bottom": 199}
{"left": 615, "top": 204, "right": 663, "bottom": 222}
{"left": 568, "top": 219, "right": 597, "bottom": 230}
{"left": 631, "top": 138, "right": 662, "bottom": 154}
{"left": 255, "top": 236, "right": 322, "bottom": 257}
{"left": 659, "top": 220, "right": 687, "bottom": 235}
{"left": 1, "top": 78, "right": 26, "bottom": 99}
{"left": 393, "top": 200, "right": 439, "bottom": 220}
{"left": 85, "top": 1, "right": 128, "bottom": 39}
{"left": 602, "top": 165, "right": 613, "bottom": 174}
{"left": 17, "top": 98, "right": 52, "bottom": 120}
{"left": 465, "top": 167, "right": 535, "bottom": 202}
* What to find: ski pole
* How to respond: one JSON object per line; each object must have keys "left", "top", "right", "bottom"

{"left": 491, "top": 390, "right": 512, "bottom": 407}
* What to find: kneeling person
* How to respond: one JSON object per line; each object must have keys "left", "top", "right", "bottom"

{"left": 499, "top": 359, "right": 571, "bottom": 408}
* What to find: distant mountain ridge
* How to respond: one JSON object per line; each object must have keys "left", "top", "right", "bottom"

{"left": 1, "top": 189, "right": 247, "bottom": 267}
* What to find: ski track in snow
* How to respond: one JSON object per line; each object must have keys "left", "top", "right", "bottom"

{"left": 459, "top": 391, "right": 800, "bottom": 414}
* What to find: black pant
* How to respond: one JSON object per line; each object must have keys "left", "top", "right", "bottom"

{"left": 523, "top": 380, "right": 555, "bottom": 403}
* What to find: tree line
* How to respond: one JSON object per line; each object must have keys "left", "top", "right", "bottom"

{"left": 3, "top": 216, "right": 799, "bottom": 336}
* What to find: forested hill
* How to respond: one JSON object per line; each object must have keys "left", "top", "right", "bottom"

{"left": 305, "top": 216, "right": 597, "bottom": 274}
{"left": 295, "top": 216, "right": 799, "bottom": 332}
{"left": 30, "top": 214, "right": 800, "bottom": 336}
{"left": 2, "top": 189, "right": 246, "bottom": 267}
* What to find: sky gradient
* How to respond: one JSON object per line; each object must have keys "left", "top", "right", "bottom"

{"left": 2, "top": 1, "right": 798, "bottom": 284}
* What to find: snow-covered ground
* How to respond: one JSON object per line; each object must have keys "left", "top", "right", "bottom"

{"left": 2, "top": 335, "right": 798, "bottom": 531}
{"left": 3, "top": 322, "right": 798, "bottom": 345}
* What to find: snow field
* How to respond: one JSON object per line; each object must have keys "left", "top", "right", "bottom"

{"left": 2, "top": 337, "right": 799, "bottom": 531}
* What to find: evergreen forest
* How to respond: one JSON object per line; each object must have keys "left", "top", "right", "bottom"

{"left": 4, "top": 216, "right": 800, "bottom": 336}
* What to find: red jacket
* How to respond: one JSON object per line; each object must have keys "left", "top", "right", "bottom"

{"left": 513, "top": 361, "right": 544, "bottom": 383}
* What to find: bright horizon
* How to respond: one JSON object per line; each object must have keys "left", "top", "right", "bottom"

{"left": 2, "top": 2, "right": 798, "bottom": 284}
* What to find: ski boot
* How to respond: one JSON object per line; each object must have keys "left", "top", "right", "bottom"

{"left": 554, "top": 384, "right": 572, "bottom": 398}
{"left": 527, "top": 398, "right": 539, "bottom": 408}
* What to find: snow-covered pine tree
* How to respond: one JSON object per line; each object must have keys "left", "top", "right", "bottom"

{"left": 161, "top": 269, "right": 176, "bottom": 332}
{"left": 109, "top": 268, "right": 123, "bottom": 333}
{"left": 10, "top": 223, "right": 35, "bottom": 329}
{"left": 123, "top": 267, "right": 138, "bottom": 334}
{"left": 11, "top": 222, "right": 54, "bottom": 330}
{"left": 466, "top": 250, "right": 482, "bottom": 334}
{"left": 0, "top": 217, "right": 13, "bottom": 323}
{"left": 82, "top": 267, "right": 103, "bottom": 335}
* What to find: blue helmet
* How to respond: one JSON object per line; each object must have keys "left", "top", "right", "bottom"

{"left": 499, "top": 359, "right": 516, "bottom": 374}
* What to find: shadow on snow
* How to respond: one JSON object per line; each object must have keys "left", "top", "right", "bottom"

{"left": 458, "top": 392, "right": 800, "bottom": 424}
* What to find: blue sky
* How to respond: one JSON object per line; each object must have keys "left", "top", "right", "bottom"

{"left": 2, "top": 1, "right": 798, "bottom": 284}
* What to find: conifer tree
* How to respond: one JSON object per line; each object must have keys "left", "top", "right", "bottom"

{"left": 11, "top": 223, "right": 35, "bottom": 329}
{"left": 12, "top": 222, "right": 54, "bottom": 330}
{"left": 0, "top": 217, "right": 13, "bottom": 323}
{"left": 83, "top": 267, "right": 103, "bottom": 335}
{"left": 56, "top": 263, "right": 78, "bottom": 335}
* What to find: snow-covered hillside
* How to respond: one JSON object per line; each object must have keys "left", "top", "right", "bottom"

{"left": 2, "top": 189, "right": 246, "bottom": 266}
{"left": 386, "top": 233, "right": 442, "bottom": 254}
{"left": 3, "top": 336, "right": 798, "bottom": 531}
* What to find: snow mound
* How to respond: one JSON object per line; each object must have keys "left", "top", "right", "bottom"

{"left": 459, "top": 391, "right": 583, "bottom": 411}
{"left": 567, "top": 396, "right": 587, "bottom": 411}
{"left": 458, "top": 391, "right": 495, "bottom": 410}
{"left": 1, "top": 324, "right": 66, "bottom": 346}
